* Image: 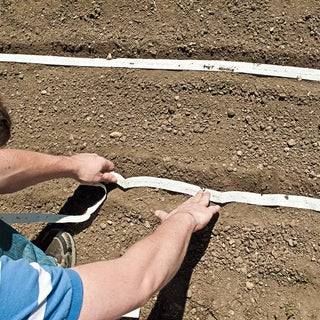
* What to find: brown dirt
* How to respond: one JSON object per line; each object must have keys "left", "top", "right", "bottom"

{"left": 1, "top": 1, "right": 320, "bottom": 319}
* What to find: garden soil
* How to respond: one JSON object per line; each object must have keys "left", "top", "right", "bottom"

{"left": 0, "top": 1, "right": 320, "bottom": 319}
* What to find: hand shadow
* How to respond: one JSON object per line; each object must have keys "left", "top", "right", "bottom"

{"left": 147, "top": 213, "right": 220, "bottom": 320}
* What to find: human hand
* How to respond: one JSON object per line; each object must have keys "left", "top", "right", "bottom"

{"left": 69, "top": 153, "right": 117, "bottom": 184}
{"left": 155, "top": 190, "right": 220, "bottom": 232}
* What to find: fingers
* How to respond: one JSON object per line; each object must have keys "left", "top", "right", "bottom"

{"left": 101, "top": 158, "right": 115, "bottom": 171}
{"left": 191, "top": 190, "right": 205, "bottom": 202}
{"left": 155, "top": 210, "right": 169, "bottom": 221}
{"left": 190, "top": 190, "right": 211, "bottom": 206}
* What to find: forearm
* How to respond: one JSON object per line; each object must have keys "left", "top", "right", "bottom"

{"left": 123, "top": 212, "right": 195, "bottom": 294}
{"left": 74, "top": 212, "right": 196, "bottom": 320}
{"left": 0, "top": 149, "right": 74, "bottom": 193}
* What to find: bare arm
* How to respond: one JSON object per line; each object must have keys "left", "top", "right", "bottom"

{"left": 73, "top": 191, "right": 220, "bottom": 320}
{"left": 0, "top": 149, "right": 116, "bottom": 193}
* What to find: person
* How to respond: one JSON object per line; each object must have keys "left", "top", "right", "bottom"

{"left": 0, "top": 99, "right": 220, "bottom": 320}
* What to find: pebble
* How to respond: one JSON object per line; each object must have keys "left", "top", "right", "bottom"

{"left": 288, "top": 239, "right": 297, "bottom": 247}
{"left": 168, "top": 105, "right": 176, "bottom": 114}
{"left": 227, "top": 108, "right": 235, "bottom": 118}
{"left": 100, "top": 223, "right": 107, "bottom": 230}
{"left": 106, "top": 53, "right": 113, "bottom": 60}
{"left": 287, "top": 139, "right": 296, "bottom": 147}
{"left": 110, "top": 131, "right": 122, "bottom": 138}
{"left": 144, "top": 221, "right": 151, "bottom": 228}
{"left": 246, "top": 281, "right": 254, "bottom": 290}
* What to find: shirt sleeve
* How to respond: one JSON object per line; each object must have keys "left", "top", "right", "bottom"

{"left": 0, "top": 256, "right": 83, "bottom": 320}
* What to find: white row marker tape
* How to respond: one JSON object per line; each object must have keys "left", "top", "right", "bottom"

{"left": 0, "top": 53, "right": 319, "bottom": 81}
{"left": 1, "top": 172, "right": 319, "bottom": 225}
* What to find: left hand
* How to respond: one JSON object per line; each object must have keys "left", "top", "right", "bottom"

{"left": 69, "top": 153, "right": 117, "bottom": 184}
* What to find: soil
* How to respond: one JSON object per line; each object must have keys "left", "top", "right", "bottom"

{"left": 0, "top": 1, "right": 320, "bottom": 319}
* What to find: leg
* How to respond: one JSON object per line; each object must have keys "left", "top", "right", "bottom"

{"left": 0, "top": 219, "right": 57, "bottom": 266}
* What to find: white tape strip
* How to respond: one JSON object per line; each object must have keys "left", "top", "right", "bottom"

{"left": 0, "top": 183, "right": 107, "bottom": 224}
{"left": 113, "top": 173, "right": 320, "bottom": 212}
{"left": 0, "top": 53, "right": 319, "bottom": 81}
{"left": 123, "top": 309, "right": 141, "bottom": 318}
{"left": 0, "top": 173, "right": 319, "bottom": 225}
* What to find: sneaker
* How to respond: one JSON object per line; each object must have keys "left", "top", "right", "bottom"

{"left": 45, "top": 231, "right": 76, "bottom": 268}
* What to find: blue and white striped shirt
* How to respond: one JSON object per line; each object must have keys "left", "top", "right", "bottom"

{"left": 0, "top": 256, "right": 83, "bottom": 319}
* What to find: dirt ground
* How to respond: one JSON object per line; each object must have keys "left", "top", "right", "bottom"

{"left": 1, "top": 1, "right": 320, "bottom": 319}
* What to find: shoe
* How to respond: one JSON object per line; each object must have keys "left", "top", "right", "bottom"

{"left": 45, "top": 231, "right": 76, "bottom": 268}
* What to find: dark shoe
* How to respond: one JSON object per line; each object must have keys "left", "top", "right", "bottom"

{"left": 45, "top": 231, "right": 76, "bottom": 268}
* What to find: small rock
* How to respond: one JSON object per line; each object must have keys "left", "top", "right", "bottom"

{"left": 106, "top": 53, "right": 113, "bottom": 60}
{"left": 149, "top": 49, "right": 157, "bottom": 56}
{"left": 110, "top": 131, "right": 122, "bottom": 138}
{"left": 144, "top": 221, "right": 150, "bottom": 228}
{"left": 41, "top": 90, "right": 47, "bottom": 95}
{"left": 100, "top": 223, "right": 107, "bottom": 230}
{"left": 246, "top": 281, "right": 254, "bottom": 290}
{"left": 287, "top": 139, "right": 296, "bottom": 147}
{"left": 107, "top": 220, "right": 113, "bottom": 225}
{"left": 227, "top": 108, "right": 235, "bottom": 118}
{"left": 168, "top": 105, "right": 176, "bottom": 114}
{"left": 288, "top": 239, "right": 297, "bottom": 247}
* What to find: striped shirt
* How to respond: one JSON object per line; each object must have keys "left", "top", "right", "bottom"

{"left": 0, "top": 256, "right": 83, "bottom": 319}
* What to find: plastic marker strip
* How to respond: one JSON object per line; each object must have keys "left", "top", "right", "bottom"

{"left": 0, "top": 53, "right": 319, "bottom": 81}
{"left": 113, "top": 173, "right": 320, "bottom": 212}
{"left": 0, "top": 183, "right": 107, "bottom": 224}
{"left": 0, "top": 172, "right": 319, "bottom": 225}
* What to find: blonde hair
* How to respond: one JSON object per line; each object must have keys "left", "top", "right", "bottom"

{"left": 0, "top": 98, "right": 11, "bottom": 146}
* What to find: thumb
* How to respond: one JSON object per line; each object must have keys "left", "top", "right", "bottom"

{"left": 101, "top": 172, "right": 117, "bottom": 184}
{"left": 155, "top": 210, "right": 169, "bottom": 222}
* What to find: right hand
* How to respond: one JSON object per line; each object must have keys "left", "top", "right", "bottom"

{"left": 155, "top": 190, "right": 220, "bottom": 232}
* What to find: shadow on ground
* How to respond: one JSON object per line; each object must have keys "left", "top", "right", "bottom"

{"left": 147, "top": 214, "right": 220, "bottom": 320}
